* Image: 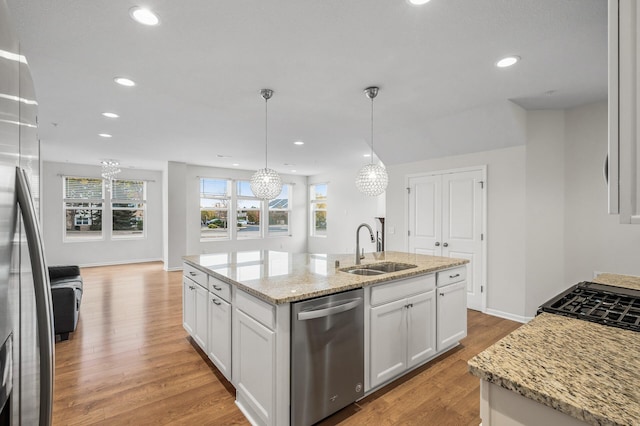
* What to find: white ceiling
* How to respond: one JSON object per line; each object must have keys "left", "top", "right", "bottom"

{"left": 7, "top": 0, "right": 607, "bottom": 175}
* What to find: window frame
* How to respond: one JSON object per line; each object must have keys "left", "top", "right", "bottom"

{"left": 110, "top": 179, "right": 147, "bottom": 240}
{"left": 268, "top": 184, "right": 292, "bottom": 237}
{"left": 63, "top": 176, "right": 105, "bottom": 242}
{"left": 236, "top": 180, "right": 263, "bottom": 240}
{"left": 200, "top": 178, "right": 232, "bottom": 242}
{"left": 310, "top": 183, "right": 328, "bottom": 238}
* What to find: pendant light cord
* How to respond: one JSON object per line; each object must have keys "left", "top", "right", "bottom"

{"left": 265, "top": 96, "right": 268, "bottom": 169}
{"left": 370, "top": 95, "right": 374, "bottom": 165}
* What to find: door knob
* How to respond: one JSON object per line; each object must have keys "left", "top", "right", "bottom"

{"left": 443, "top": 242, "right": 449, "bottom": 247}
{"left": 435, "top": 242, "right": 440, "bottom": 247}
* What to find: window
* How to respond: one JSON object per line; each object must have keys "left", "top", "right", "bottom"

{"left": 200, "top": 178, "right": 230, "bottom": 240}
{"left": 237, "top": 181, "right": 262, "bottom": 239}
{"left": 310, "top": 183, "right": 327, "bottom": 237}
{"left": 268, "top": 184, "right": 291, "bottom": 236}
{"left": 64, "top": 177, "right": 104, "bottom": 240}
{"left": 111, "top": 179, "right": 146, "bottom": 238}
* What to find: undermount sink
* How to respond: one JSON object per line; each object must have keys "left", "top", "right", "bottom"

{"left": 341, "top": 262, "right": 418, "bottom": 276}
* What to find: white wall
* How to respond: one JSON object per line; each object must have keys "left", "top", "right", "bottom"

{"left": 385, "top": 146, "right": 527, "bottom": 320}
{"left": 524, "top": 110, "right": 566, "bottom": 317}
{"left": 307, "top": 168, "right": 384, "bottom": 256}
{"left": 163, "top": 163, "right": 308, "bottom": 268}
{"left": 42, "top": 161, "right": 163, "bottom": 267}
{"left": 164, "top": 161, "right": 187, "bottom": 270}
{"left": 564, "top": 101, "right": 640, "bottom": 282}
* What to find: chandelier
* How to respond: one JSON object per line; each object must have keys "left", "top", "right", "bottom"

{"left": 356, "top": 87, "right": 388, "bottom": 196}
{"left": 250, "top": 89, "right": 283, "bottom": 199}
{"left": 101, "top": 160, "right": 121, "bottom": 193}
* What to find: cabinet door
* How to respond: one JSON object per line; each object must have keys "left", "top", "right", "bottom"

{"left": 437, "top": 281, "right": 467, "bottom": 351}
{"left": 182, "top": 277, "right": 195, "bottom": 335}
{"left": 370, "top": 298, "right": 407, "bottom": 389}
{"left": 407, "top": 290, "right": 436, "bottom": 369}
{"left": 235, "top": 309, "right": 275, "bottom": 425}
{"left": 208, "top": 294, "right": 231, "bottom": 380}
{"left": 193, "top": 284, "right": 208, "bottom": 350}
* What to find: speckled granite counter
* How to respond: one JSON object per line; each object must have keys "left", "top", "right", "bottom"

{"left": 468, "top": 275, "right": 640, "bottom": 426}
{"left": 183, "top": 250, "right": 468, "bottom": 304}
{"left": 593, "top": 272, "right": 640, "bottom": 291}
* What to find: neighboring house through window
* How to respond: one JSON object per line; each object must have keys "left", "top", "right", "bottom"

{"left": 200, "top": 178, "right": 231, "bottom": 240}
{"left": 310, "top": 183, "right": 327, "bottom": 237}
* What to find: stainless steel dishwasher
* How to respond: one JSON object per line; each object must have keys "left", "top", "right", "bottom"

{"left": 291, "top": 288, "right": 364, "bottom": 426}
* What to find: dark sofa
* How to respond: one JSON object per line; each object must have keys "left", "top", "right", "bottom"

{"left": 48, "top": 265, "right": 83, "bottom": 341}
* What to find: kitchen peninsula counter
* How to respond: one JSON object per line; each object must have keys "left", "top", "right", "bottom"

{"left": 183, "top": 250, "right": 468, "bottom": 304}
{"left": 468, "top": 274, "right": 640, "bottom": 426}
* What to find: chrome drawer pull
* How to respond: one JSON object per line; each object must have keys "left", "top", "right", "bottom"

{"left": 212, "top": 285, "right": 222, "bottom": 291}
{"left": 212, "top": 299, "right": 221, "bottom": 306}
{"left": 449, "top": 273, "right": 460, "bottom": 279}
{"left": 189, "top": 271, "right": 197, "bottom": 276}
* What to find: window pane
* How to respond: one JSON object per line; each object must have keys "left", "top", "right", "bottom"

{"left": 64, "top": 177, "right": 103, "bottom": 199}
{"left": 201, "top": 210, "right": 229, "bottom": 239}
{"left": 237, "top": 210, "right": 260, "bottom": 239}
{"left": 315, "top": 202, "right": 327, "bottom": 210}
{"left": 200, "top": 198, "right": 229, "bottom": 209}
{"left": 269, "top": 211, "right": 289, "bottom": 235}
{"left": 311, "top": 183, "right": 327, "bottom": 200}
{"left": 65, "top": 208, "right": 102, "bottom": 239}
{"left": 237, "top": 180, "right": 255, "bottom": 197}
{"left": 112, "top": 180, "right": 144, "bottom": 200}
{"left": 201, "top": 179, "right": 228, "bottom": 197}
{"left": 314, "top": 211, "right": 327, "bottom": 236}
{"left": 112, "top": 209, "right": 144, "bottom": 236}
{"left": 237, "top": 199, "right": 261, "bottom": 209}
{"left": 269, "top": 198, "right": 288, "bottom": 209}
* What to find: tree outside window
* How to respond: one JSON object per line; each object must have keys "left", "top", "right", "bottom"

{"left": 112, "top": 179, "right": 146, "bottom": 238}
{"left": 310, "top": 183, "right": 327, "bottom": 237}
{"left": 200, "top": 178, "right": 231, "bottom": 240}
{"left": 63, "top": 177, "right": 103, "bottom": 240}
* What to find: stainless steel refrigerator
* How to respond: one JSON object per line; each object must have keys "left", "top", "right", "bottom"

{"left": 0, "top": 0, "right": 54, "bottom": 424}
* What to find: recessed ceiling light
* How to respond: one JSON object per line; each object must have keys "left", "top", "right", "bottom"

{"left": 102, "top": 112, "right": 119, "bottom": 118}
{"left": 232, "top": 163, "right": 240, "bottom": 167}
{"left": 496, "top": 56, "right": 520, "bottom": 68}
{"left": 291, "top": 170, "right": 297, "bottom": 173}
{"left": 129, "top": 7, "right": 160, "bottom": 26}
{"left": 293, "top": 141, "right": 304, "bottom": 146}
{"left": 98, "top": 133, "right": 112, "bottom": 138}
{"left": 363, "top": 153, "right": 371, "bottom": 158}
{"left": 408, "top": 0, "right": 431, "bottom": 5}
{"left": 114, "top": 77, "right": 136, "bottom": 87}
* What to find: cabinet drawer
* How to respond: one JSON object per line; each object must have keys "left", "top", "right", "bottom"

{"left": 210, "top": 276, "right": 231, "bottom": 302}
{"left": 183, "top": 263, "right": 208, "bottom": 290}
{"left": 236, "top": 289, "right": 275, "bottom": 330}
{"left": 437, "top": 266, "right": 466, "bottom": 287}
{"left": 370, "top": 274, "right": 435, "bottom": 307}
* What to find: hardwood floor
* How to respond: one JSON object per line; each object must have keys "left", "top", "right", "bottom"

{"left": 53, "top": 262, "right": 521, "bottom": 425}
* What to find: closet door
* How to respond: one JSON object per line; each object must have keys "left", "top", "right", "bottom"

{"left": 407, "top": 174, "right": 442, "bottom": 256}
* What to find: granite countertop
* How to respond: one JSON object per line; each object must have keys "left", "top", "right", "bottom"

{"left": 468, "top": 274, "right": 640, "bottom": 426}
{"left": 183, "top": 250, "right": 468, "bottom": 304}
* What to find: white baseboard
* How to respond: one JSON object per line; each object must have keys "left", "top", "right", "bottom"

{"left": 76, "top": 257, "right": 164, "bottom": 268}
{"left": 165, "top": 266, "right": 183, "bottom": 272}
{"left": 484, "top": 308, "right": 533, "bottom": 324}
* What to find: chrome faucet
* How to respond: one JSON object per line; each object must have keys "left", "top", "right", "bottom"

{"left": 355, "top": 223, "right": 375, "bottom": 265}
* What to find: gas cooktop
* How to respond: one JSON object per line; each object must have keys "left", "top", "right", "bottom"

{"left": 538, "top": 281, "right": 640, "bottom": 333}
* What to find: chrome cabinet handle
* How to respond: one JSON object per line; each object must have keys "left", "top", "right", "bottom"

{"left": 439, "top": 292, "right": 445, "bottom": 296}
{"left": 189, "top": 271, "right": 197, "bottom": 276}
{"left": 212, "top": 299, "right": 221, "bottom": 306}
{"left": 298, "top": 298, "right": 363, "bottom": 320}
{"left": 435, "top": 242, "right": 440, "bottom": 247}
{"left": 189, "top": 285, "right": 195, "bottom": 290}
{"left": 212, "top": 285, "right": 222, "bottom": 291}
{"left": 449, "top": 273, "right": 460, "bottom": 279}
{"left": 443, "top": 242, "right": 449, "bottom": 247}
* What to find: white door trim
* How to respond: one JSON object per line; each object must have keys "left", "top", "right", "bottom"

{"left": 404, "top": 165, "right": 488, "bottom": 313}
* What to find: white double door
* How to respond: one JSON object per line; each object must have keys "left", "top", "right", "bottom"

{"left": 408, "top": 169, "right": 484, "bottom": 311}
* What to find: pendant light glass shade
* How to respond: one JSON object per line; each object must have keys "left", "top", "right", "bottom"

{"left": 250, "top": 89, "right": 283, "bottom": 199}
{"left": 356, "top": 86, "right": 388, "bottom": 197}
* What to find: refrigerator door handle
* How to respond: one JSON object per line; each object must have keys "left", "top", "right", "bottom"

{"left": 16, "top": 167, "right": 54, "bottom": 426}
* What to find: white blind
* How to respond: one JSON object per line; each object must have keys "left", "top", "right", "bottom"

{"left": 112, "top": 180, "right": 144, "bottom": 201}
{"left": 64, "top": 177, "right": 103, "bottom": 199}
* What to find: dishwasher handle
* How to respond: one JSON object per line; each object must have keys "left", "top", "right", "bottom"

{"left": 297, "top": 297, "right": 363, "bottom": 321}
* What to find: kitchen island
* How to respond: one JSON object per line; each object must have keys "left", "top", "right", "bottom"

{"left": 468, "top": 274, "right": 640, "bottom": 426}
{"left": 182, "top": 250, "right": 469, "bottom": 426}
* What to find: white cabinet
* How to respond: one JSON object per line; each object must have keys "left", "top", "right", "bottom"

{"left": 436, "top": 272, "right": 467, "bottom": 351}
{"left": 609, "top": 0, "right": 640, "bottom": 223}
{"left": 207, "top": 293, "right": 231, "bottom": 380}
{"left": 369, "top": 275, "right": 436, "bottom": 389}
{"left": 182, "top": 272, "right": 208, "bottom": 351}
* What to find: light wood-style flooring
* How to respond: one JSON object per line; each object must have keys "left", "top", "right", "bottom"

{"left": 53, "top": 262, "right": 521, "bottom": 425}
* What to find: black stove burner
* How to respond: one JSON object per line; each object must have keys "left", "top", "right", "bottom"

{"left": 538, "top": 282, "right": 640, "bottom": 333}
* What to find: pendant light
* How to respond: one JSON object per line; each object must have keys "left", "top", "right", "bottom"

{"left": 250, "top": 89, "right": 283, "bottom": 199}
{"left": 356, "top": 86, "right": 388, "bottom": 196}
